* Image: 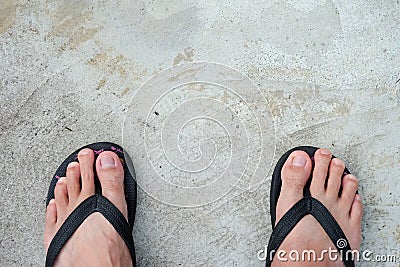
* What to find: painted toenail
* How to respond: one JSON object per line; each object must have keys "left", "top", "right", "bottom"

{"left": 320, "top": 148, "right": 331, "bottom": 155}
{"left": 100, "top": 155, "right": 116, "bottom": 167}
{"left": 292, "top": 156, "right": 307, "bottom": 167}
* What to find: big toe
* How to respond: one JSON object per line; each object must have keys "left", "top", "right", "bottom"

{"left": 276, "top": 150, "right": 312, "bottom": 224}
{"left": 96, "top": 151, "right": 128, "bottom": 220}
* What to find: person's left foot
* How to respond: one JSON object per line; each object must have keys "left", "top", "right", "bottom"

{"left": 44, "top": 148, "right": 132, "bottom": 266}
{"left": 272, "top": 148, "right": 363, "bottom": 266}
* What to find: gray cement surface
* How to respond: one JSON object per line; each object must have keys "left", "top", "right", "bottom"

{"left": 1, "top": 0, "right": 399, "bottom": 266}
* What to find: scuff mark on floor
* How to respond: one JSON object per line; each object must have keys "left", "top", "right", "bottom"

{"left": 0, "top": 0, "right": 17, "bottom": 34}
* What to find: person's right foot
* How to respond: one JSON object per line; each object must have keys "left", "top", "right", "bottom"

{"left": 273, "top": 148, "right": 363, "bottom": 266}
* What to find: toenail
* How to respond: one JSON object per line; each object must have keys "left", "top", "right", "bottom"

{"left": 100, "top": 155, "right": 116, "bottom": 167}
{"left": 67, "top": 162, "right": 76, "bottom": 169}
{"left": 333, "top": 158, "right": 343, "bottom": 166}
{"left": 347, "top": 174, "right": 357, "bottom": 180}
{"left": 79, "top": 149, "right": 90, "bottom": 155}
{"left": 320, "top": 148, "right": 331, "bottom": 155}
{"left": 292, "top": 156, "right": 307, "bottom": 167}
{"left": 355, "top": 194, "right": 361, "bottom": 201}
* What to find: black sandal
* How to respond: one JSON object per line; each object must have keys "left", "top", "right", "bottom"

{"left": 45, "top": 142, "right": 137, "bottom": 267}
{"left": 266, "top": 146, "right": 355, "bottom": 267}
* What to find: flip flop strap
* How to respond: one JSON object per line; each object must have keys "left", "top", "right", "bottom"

{"left": 266, "top": 196, "right": 354, "bottom": 267}
{"left": 46, "top": 194, "right": 135, "bottom": 267}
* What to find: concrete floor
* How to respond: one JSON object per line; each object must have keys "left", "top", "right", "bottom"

{"left": 1, "top": 0, "right": 399, "bottom": 266}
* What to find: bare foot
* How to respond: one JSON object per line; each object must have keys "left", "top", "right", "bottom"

{"left": 44, "top": 148, "right": 133, "bottom": 266}
{"left": 273, "top": 148, "right": 363, "bottom": 266}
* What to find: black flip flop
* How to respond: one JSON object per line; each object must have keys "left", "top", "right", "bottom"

{"left": 45, "top": 142, "right": 137, "bottom": 267}
{"left": 266, "top": 146, "right": 355, "bottom": 267}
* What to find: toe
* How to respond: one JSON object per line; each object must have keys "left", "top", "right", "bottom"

{"left": 96, "top": 151, "right": 128, "bottom": 220}
{"left": 310, "top": 148, "right": 332, "bottom": 196}
{"left": 340, "top": 174, "right": 358, "bottom": 212}
{"left": 350, "top": 194, "right": 363, "bottom": 223}
{"left": 349, "top": 194, "right": 363, "bottom": 250}
{"left": 281, "top": 151, "right": 312, "bottom": 193}
{"left": 276, "top": 150, "right": 312, "bottom": 223}
{"left": 78, "top": 148, "right": 95, "bottom": 196}
{"left": 66, "top": 162, "right": 81, "bottom": 201}
{"left": 326, "top": 158, "right": 345, "bottom": 198}
{"left": 46, "top": 199, "right": 57, "bottom": 224}
{"left": 54, "top": 178, "right": 68, "bottom": 209}
{"left": 44, "top": 199, "right": 57, "bottom": 250}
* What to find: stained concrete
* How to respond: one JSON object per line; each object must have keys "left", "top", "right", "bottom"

{"left": 1, "top": 0, "right": 399, "bottom": 266}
